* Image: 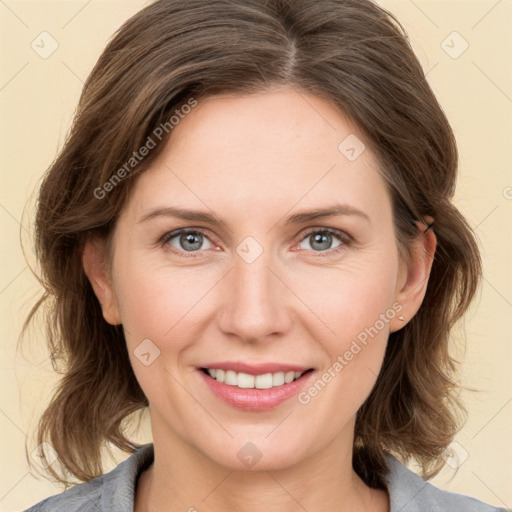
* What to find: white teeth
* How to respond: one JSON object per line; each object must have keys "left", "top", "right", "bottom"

{"left": 225, "top": 370, "right": 237, "bottom": 385}
{"left": 237, "top": 372, "right": 255, "bottom": 388}
{"left": 255, "top": 373, "right": 273, "bottom": 389}
{"left": 272, "top": 372, "right": 285, "bottom": 386}
{"left": 205, "top": 368, "right": 308, "bottom": 389}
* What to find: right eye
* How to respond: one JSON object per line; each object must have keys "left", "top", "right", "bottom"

{"left": 160, "top": 228, "right": 215, "bottom": 257}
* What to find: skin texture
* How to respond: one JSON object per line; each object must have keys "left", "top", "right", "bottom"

{"left": 83, "top": 87, "right": 436, "bottom": 512}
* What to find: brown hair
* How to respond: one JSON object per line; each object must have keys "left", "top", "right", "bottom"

{"left": 23, "top": 0, "right": 481, "bottom": 488}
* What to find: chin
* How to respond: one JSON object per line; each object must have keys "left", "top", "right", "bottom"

{"left": 198, "top": 434, "right": 310, "bottom": 472}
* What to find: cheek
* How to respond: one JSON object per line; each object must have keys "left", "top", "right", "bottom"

{"left": 112, "top": 250, "right": 220, "bottom": 349}
{"left": 292, "top": 254, "right": 399, "bottom": 341}
{"left": 294, "top": 287, "right": 395, "bottom": 418}
{"left": 290, "top": 254, "right": 399, "bottom": 397}
{"left": 111, "top": 254, "right": 211, "bottom": 401}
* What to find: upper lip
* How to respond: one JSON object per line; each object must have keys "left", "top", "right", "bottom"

{"left": 198, "top": 361, "right": 314, "bottom": 376}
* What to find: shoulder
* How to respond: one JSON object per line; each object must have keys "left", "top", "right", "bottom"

{"left": 384, "top": 453, "right": 508, "bottom": 512}
{"left": 24, "top": 444, "right": 154, "bottom": 512}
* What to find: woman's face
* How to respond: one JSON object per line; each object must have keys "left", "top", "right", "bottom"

{"left": 88, "top": 87, "right": 430, "bottom": 471}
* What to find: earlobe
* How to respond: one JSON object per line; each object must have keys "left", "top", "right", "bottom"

{"left": 82, "top": 238, "right": 122, "bottom": 325}
{"left": 389, "top": 220, "right": 436, "bottom": 333}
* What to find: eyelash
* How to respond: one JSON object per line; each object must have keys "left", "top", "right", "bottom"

{"left": 159, "top": 227, "right": 353, "bottom": 259}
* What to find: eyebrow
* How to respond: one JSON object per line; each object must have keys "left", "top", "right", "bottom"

{"left": 138, "top": 204, "right": 370, "bottom": 227}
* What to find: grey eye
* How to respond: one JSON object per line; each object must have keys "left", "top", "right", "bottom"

{"left": 299, "top": 231, "right": 343, "bottom": 252}
{"left": 168, "top": 231, "right": 213, "bottom": 252}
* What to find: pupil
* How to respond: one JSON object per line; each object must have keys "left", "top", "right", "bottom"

{"left": 181, "top": 232, "right": 202, "bottom": 251}
{"left": 311, "top": 232, "right": 331, "bottom": 251}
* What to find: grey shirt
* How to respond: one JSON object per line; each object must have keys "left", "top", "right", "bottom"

{"left": 25, "top": 444, "right": 508, "bottom": 511}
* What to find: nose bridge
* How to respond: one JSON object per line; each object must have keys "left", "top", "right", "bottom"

{"left": 218, "top": 242, "right": 291, "bottom": 342}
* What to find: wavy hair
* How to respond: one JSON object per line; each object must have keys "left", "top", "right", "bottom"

{"left": 22, "top": 0, "right": 481, "bottom": 487}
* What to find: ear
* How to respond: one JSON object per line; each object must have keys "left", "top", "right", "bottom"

{"left": 389, "top": 218, "right": 436, "bottom": 333}
{"left": 82, "top": 237, "right": 122, "bottom": 325}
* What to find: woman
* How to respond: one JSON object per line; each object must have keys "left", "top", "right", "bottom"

{"left": 23, "top": 0, "right": 507, "bottom": 511}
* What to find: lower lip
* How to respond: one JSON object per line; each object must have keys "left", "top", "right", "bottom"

{"left": 198, "top": 369, "right": 314, "bottom": 411}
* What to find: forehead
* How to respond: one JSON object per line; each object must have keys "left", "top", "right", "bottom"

{"left": 165, "top": 88, "right": 368, "bottom": 167}
{"left": 124, "top": 87, "right": 392, "bottom": 225}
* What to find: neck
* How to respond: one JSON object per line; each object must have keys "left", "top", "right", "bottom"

{"left": 135, "top": 415, "right": 389, "bottom": 512}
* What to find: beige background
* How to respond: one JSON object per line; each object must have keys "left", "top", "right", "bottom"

{"left": 1, "top": 0, "right": 511, "bottom": 510}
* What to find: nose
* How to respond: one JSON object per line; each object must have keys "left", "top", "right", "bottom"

{"left": 218, "top": 250, "right": 293, "bottom": 344}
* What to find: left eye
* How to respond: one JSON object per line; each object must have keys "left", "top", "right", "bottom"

{"left": 160, "top": 228, "right": 349, "bottom": 257}
{"left": 297, "top": 229, "right": 345, "bottom": 253}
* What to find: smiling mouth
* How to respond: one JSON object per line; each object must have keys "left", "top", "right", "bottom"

{"left": 200, "top": 367, "right": 314, "bottom": 390}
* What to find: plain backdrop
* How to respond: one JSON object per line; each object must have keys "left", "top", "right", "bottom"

{"left": 0, "top": 0, "right": 511, "bottom": 510}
